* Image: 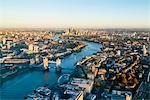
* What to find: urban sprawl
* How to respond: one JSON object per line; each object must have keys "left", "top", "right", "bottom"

{"left": 0, "top": 28, "right": 150, "bottom": 100}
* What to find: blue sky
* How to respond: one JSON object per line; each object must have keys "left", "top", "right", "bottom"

{"left": 0, "top": 0, "right": 149, "bottom": 28}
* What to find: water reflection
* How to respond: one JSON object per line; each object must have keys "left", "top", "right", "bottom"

{"left": 44, "top": 71, "right": 49, "bottom": 85}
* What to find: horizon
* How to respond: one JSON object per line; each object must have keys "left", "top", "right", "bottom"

{"left": 0, "top": 0, "right": 150, "bottom": 28}
{"left": 0, "top": 27, "right": 150, "bottom": 32}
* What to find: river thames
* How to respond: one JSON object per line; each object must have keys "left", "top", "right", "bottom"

{"left": 0, "top": 41, "right": 102, "bottom": 99}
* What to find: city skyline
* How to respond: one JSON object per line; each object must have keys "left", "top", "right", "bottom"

{"left": 0, "top": 0, "right": 150, "bottom": 28}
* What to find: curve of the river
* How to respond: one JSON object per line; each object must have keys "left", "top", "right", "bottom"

{"left": 0, "top": 41, "right": 102, "bottom": 99}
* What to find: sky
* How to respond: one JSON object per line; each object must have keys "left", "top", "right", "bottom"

{"left": 0, "top": 0, "right": 149, "bottom": 28}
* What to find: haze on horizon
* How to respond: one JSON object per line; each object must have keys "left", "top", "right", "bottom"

{"left": 0, "top": 0, "right": 150, "bottom": 29}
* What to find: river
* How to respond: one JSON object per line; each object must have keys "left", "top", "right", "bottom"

{"left": 0, "top": 41, "right": 102, "bottom": 99}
